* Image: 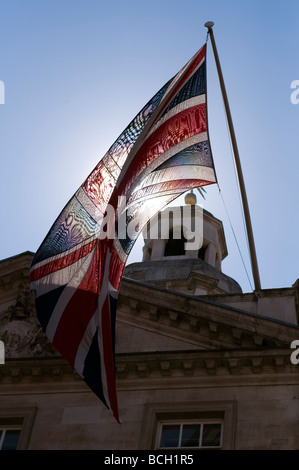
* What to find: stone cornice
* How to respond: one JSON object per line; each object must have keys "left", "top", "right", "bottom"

{"left": 0, "top": 347, "right": 297, "bottom": 393}
{"left": 0, "top": 251, "right": 34, "bottom": 278}
{"left": 118, "top": 278, "right": 299, "bottom": 350}
{"left": 115, "top": 348, "right": 298, "bottom": 384}
{"left": 0, "top": 357, "right": 80, "bottom": 389}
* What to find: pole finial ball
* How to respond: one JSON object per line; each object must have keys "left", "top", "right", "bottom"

{"left": 204, "top": 21, "right": 214, "bottom": 29}
{"left": 185, "top": 189, "right": 197, "bottom": 206}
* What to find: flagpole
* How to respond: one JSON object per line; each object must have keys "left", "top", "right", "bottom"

{"left": 204, "top": 21, "right": 261, "bottom": 291}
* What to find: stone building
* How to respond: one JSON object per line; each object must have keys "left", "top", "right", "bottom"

{"left": 0, "top": 195, "right": 298, "bottom": 450}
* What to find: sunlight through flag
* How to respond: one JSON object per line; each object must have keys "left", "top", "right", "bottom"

{"left": 30, "top": 43, "right": 216, "bottom": 422}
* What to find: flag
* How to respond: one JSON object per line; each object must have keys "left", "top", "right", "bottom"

{"left": 30, "top": 43, "right": 216, "bottom": 423}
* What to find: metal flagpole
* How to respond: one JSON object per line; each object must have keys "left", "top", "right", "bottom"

{"left": 204, "top": 21, "right": 261, "bottom": 291}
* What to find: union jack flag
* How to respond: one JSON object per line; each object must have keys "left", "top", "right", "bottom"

{"left": 30, "top": 43, "right": 216, "bottom": 422}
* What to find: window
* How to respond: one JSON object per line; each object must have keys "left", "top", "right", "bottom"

{"left": 0, "top": 408, "right": 36, "bottom": 450}
{"left": 139, "top": 401, "right": 236, "bottom": 449}
{"left": 0, "top": 428, "right": 21, "bottom": 450}
{"left": 157, "top": 421, "right": 222, "bottom": 449}
{"left": 197, "top": 246, "right": 206, "bottom": 260}
{"left": 164, "top": 229, "right": 186, "bottom": 257}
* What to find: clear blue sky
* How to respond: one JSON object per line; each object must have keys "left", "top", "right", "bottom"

{"left": 0, "top": 0, "right": 298, "bottom": 293}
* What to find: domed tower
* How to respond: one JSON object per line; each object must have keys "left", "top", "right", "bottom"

{"left": 124, "top": 191, "right": 242, "bottom": 295}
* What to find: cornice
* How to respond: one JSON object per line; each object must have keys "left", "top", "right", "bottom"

{"left": 0, "top": 251, "right": 34, "bottom": 278}
{"left": 115, "top": 348, "right": 298, "bottom": 382}
{"left": 0, "top": 348, "right": 297, "bottom": 393}
{"left": 118, "top": 278, "right": 299, "bottom": 350}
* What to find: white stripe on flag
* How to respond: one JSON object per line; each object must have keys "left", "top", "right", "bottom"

{"left": 30, "top": 251, "right": 94, "bottom": 297}
{"left": 74, "top": 248, "right": 112, "bottom": 408}
{"left": 115, "top": 48, "right": 206, "bottom": 189}
{"left": 134, "top": 165, "right": 216, "bottom": 192}
{"left": 75, "top": 187, "right": 105, "bottom": 223}
{"left": 127, "top": 132, "right": 209, "bottom": 199}
{"left": 146, "top": 91, "right": 206, "bottom": 140}
{"left": 30, "top": 235, "right": 98, "bottom": 271}
{"left": 46, "top": 248, "right": 96, "bottom": 342}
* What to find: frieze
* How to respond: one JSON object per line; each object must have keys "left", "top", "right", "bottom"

{"left": 0, "top": 349, "right": 296, "bottom": 387}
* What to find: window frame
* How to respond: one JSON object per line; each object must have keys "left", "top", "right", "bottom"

{"left": 0, "top": 407, "right": 37, "bottom": 450}
{"left": 0, "top": 427, "right": 22, "bottom": 450}
{"left": 139, "top": 400, "right": 236, "bottom": 450}
{"left": 156, "top": 419, "right": 223, "bottom": 449}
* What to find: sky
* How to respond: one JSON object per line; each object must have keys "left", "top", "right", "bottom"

{"left": 0, "top": 0, "right": 298, "bottom": 293}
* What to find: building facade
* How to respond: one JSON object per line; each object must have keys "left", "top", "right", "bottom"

{"left": 0, "top": 199, "right": 298, "bottom": 450}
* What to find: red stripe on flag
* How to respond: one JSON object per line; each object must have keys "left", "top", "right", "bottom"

{"left": 109, "top": 244, "right": 126, "bottom": 290}
{"left": 118, "top": 104, "right": 207, "bottom": 197}
{"left": 149, "top": 44, "right": 206, "bottom": 132}
{"left": 82, "top": 160, "right": 116, "bottom": 215}
{"left": 52, "top": 241, "right": 104, "bottom": 367}
{"left": 82, "top": 46, "right": 206, "bottom": 213}
{"left": 30, "top": 240, "right": 97, "bottom": 283}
